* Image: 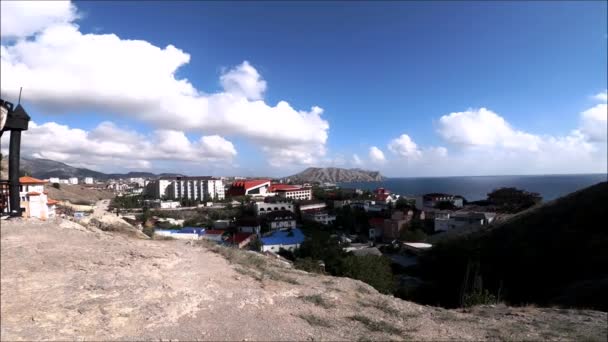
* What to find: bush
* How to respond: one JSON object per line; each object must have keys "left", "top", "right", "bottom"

{"left": 294, "top": 257, "right": 325, "bottom": 274}
{"left": 463, "top": 289, "right": 498, "bottom": 307}
{"left": 142, "top": 226, "right": 155, "bottom": 238}
{"left": 338, "top": 255, "right": 395, "bottom": 294}
{"left": 52, "top": 183, "right": 60, "bottom": 189}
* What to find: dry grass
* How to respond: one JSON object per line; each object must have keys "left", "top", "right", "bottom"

{"left": 359, "top": 299, "right": 400, "bottom": 316}
{"left": 299, "top": 294, "right": 333, "bottom": 309}
{"left": 349, "top": 315, "right": 402, "bottom": 335}
{"left": 298, "top": 314, "right": 332, "bottom": 328}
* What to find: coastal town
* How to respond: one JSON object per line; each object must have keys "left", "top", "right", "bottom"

{"left": 2, "top": 172, "right": 508, "bottom": 272}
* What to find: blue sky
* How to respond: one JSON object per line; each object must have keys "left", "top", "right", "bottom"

{"left": 1, "top": 1, "right": 607, "bottom": 176}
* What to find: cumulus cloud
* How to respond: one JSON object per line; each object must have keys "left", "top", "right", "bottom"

{"left": 388, "top": 134, "right": 422, "bottom": 158}
{"left": 579, "top": 103, "right": 607, "bottom": 142}
{"left": 369, "top": 146, "right": 386, "bottom": 164}
{"left": 0, "top": 1, "right": 78, "bottom": 39}
{"left": 0, "top": 1, "right": 328, "bottom": 167}
{"left": 0, "top": 121, "right": 236, "bottom": 172}
{"left": 437, "top": 108, "right": 542, "bottom": 151}
{"left": 593, "top": 90, "right": 607, "bottom": 102}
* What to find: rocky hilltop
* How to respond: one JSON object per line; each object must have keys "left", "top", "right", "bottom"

{"left": 2, "top": 218, "right": 606, "bottom": 341}
{"left": 287, "top": 167, "right": 385, "bottom": 183}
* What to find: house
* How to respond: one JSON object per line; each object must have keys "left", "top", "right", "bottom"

{"left": 145, "top": 176, "right": 225, "bottom": 201}
{"left": 433, "top": 211, "right": 496, "bottom": 232}
{"left": 368, "top": 217, "right": 385, "bottom": 240}
{"left": 154, "top": 227, "right": 206, "bottom": 240}
{"left": 226, "top": 233, "right": 255, "bottom": 249}
{"left": 265, "top": 210, "right": 297, "bottom": 231}
{"left": 84, "top": 177, "right": 94, "bottom": 184}
{"left": 383, "top": 210, "right": 413, "bottom": 241}
{"left": 226, "top": 179, "right": 271, "bottom": 197}
{"left": 269, "top": 184, "right": 312, "bottom": 201}
{"left": 49, "top": 177, "right": 60, "bottom": 184}
{"left": 68, "top": 177, "right": 78, "bottom": 185}
{"left": 10, "top": 176, "right": 58, "bottom": 220}
{"left": 416, "top": 193, "right": 464, "bottom": 209}
{"left": 302, "top": 211, "right": 336, "bottom": 225}
{"left": 200, "top": 229, "right": 226, "bottom": 242}
{"left": 144, "top": 199, "right": 181, "bottom": 209}
{"left": 236, "top": 217, "right": 261, "bottom": 235}
{"left": 260, "top": 228, "right": 305, "bottom": 252}
{"left": 374, "top": 188, "right": 400, "bottom": 204}
{"left": 255, "top": 197, "right": 294, "bottom": 215}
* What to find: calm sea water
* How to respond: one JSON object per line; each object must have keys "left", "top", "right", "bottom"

{"left": 338, "top": 174, "right": 607, "bottom": 202}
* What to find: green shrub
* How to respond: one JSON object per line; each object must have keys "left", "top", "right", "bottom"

{"left": 463, "top": 289, "right": 498, "bottom": 307}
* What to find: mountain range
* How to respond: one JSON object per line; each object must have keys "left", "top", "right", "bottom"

{"left": 286, "top": 167, "right": 385, "bottom": 183}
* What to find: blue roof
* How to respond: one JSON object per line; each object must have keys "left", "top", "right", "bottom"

{"left": 155, "top": 227, "right": 206, "bottom": 236}
{"left": 261, "top": 228, "right": 305, "bottom": 246}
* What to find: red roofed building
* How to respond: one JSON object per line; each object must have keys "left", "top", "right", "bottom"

{"left": 6, "top": 176, "right": 58, "bottom": 220}
{"left": 374, "top": 187, "right": 399, "bottom": 204}
{"left": 226, "top": 179, "right": 271, "bottom": 197}
{"left": 272, "top": 183, "right": 312, "bottom": 201}
{"left": 228, "top": 233, "right": 255, "bottom": 249}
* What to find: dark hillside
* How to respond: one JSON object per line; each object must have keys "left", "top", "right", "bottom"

{"left": 415, "top": 181, "right": 608, "bottom": 311}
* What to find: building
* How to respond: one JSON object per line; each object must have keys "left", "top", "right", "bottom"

{"left": 433, "top": 211, "right": 496, "bottom": 232}
{"left": 11, "top": 176, "right": 58, "bottom": 220}
{"left": 146, "top": 176, "right": 225, "bottom": 201}
{"left": 299, "top": 200, "right": 327, "bottom": 212}
{"left": 226, "top": 179, "right": 271, "bottom": 197}
{"left": 383, "top": 210, "right": 413, "bottom": 241}
{"left": 68, "top": 177, "right": 78, "bottom": 185}
{"left": 333, "top": 199, "right": 352, "bottom": 209}
{"left": 236, "top": 217, "right": 261, "bottom": 235}
{"left": 269, "top": 184, "right": 312, "bottom": 201}
{"left": 374, "top": 188, "right": 400, "bottom": 204}
{"left": 265, "top": 210, "right": 297, "bottom": 231}
{"left": 49, "top": 177, "right": 60, "bottom": 184}
{"left": 302, "top": 211, "right": 336, "bottom": 225}
{"left": 200, "top": 229, "right": 226, "bottom": 242}
{"left": 416, "top": 193, "right": 464, "bottom": 209}
{"left": 84, "top": 177, "right": 94, "bottom": 184}
{"left": 260, "top": 228, "right": 305, "bottom": 252}
{"left": 226, "top": 233, "right": 255, "bottom": 249}
{"left": 368, "top": 217, "right": 385, "bottom": 240}
{"left": 144, "top": 199, "right": 181, "bottom": 209}
{"left": 213, "top": 220, "right": 231, "bottom": 229}
{"left": 255, "top": 197, "right": 294, "bottom": 215}
{"left": 154, "top": 227, "right": 206, "bottom": 240}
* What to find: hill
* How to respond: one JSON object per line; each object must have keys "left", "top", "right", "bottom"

{"left": 287, "top": 167, "right": 385, "bottom": 183}
{"left": 1, "top": 219, "right": 605, "bottom": 340}
{"left": 16, "top": 157, "right": 184, "bottom": 180}
{"left": 413, "top": 181, "right": 608, "bottom": 311}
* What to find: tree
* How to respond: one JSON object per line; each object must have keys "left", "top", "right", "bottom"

{"left": 400, "top": 227, "right": 427, "bottom": 242}
{"left": 487, "top": 187, "right": 542, "bottom": 213}
{"left": 338, "top": 255, "right": 395, "bottom": 294}
{"left": 52, "top": 183, "right": 61, "bottom": 189}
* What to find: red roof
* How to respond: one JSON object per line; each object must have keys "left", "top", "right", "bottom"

{"left": 374, "top": 187, "right": 390, "bottom": 195}
{"left": 269, "top": 184, "right": 302, "bottom": 192}
{"left": 227, "top": 179, "right": 271, "bottom": 196}
{"left": 47, "top": 199, "right": 60, "bottom": 205}
{"left": 231, "top": 233, "right": 253, "bottom": 244}
{"left": 369, "top": 217, "right": 385, "bottom": 227}
{"left": 205, "top": 229, "right": 225, "bottom": 235}
{"left": 20, "top": 176, "right": 47, "bottom": 185}
{"left": 27, "top": 191, "right": 41, "bottom": 196}
{"left": 376, "top": 193, "right": 391, "bottom": 201}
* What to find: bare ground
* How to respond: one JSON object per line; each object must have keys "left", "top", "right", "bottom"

{"left": 1, "top": 219, "right": 606, "bottom": 341}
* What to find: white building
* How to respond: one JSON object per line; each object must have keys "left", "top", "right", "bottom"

{"left": 49, "top": 177, "right": 60, "bottom": 184}
{"left": 260, "top": 228, "right": 305, "bottom": 253}
{"left": 226, "top": 179, "right": 271, "bottom": 197}
{"left": 146, "top": 177, "right": 225, "bottom": 201}
{"left": 416, "top": 193, "right": 464, "bottom": 210}
{"left": 68, "top": 177, "right": 78, "bottom": 185}
{"left": 84, "top": 177, "right": 94, "bottom": 184}
{"left": 255, "top": 198, "right": 294, "bottom": 215}
{"left": 302, "top": 211, "right": 336, "bottom": 225}
{"left": 144, "top": 199, "right": 181, "bottom": 209}
{"left": 266, "top": 210, "right": 297, "bottom": 231}
{"left": 11, "top": 176, "right": 58, "bottom": 220}
{"left": 299, "top": 201, "right": 327, "bottom": 212}
{"left": 434, "top": 211, "right": 496, "bottom": 232}
{"left": 269, "top": 184, "right": 312, "bottom": 201}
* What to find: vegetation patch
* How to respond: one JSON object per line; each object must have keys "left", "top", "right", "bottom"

{"left": 298, "top": 314, "right": 332, "bottom": 328}
{"left": 349, "top": 315, "right": 402, "bottom": 335}
{"left": 299, "top": 294, "right": 333, "bottom": 309}
{"left": 358, "top": 299, "right": 400, "bottom": 316}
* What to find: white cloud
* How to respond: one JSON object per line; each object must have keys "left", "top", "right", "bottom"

{"left": 579, "top": 103, "right": 607, "bottom": 142}
{"left": 593, "top": 90, "right": 607, "bottom": 102}
{"left": 0, "top": 1, "right": 328, "bottom": 168}
{"left": 0, "top": 121, "right": 236, "bottom": 172}
{"left": 352, "top": 154, "right": 362, "bottom": 166}
{"left": 437, "top": 108, "right": 542, "bottom": 151}
{"left": 0, "top": 1, "right": 78, "bottom": 39}
{"left": 388, "top": 134, "right": 422, "bottom": 158}
{"left": 220, "top": 61, "right": 267, "bottom": 101}
{"left": 369, "top": 146, "right": 386, "bottom": 164}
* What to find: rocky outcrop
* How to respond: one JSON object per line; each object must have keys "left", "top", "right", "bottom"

{"left": 287, "top": 167, "right": 385, "bottom": 183}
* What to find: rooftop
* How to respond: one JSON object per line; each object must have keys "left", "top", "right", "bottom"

{"left": 261, "top": 228, "right": 305, "bottom": 246}
{"left": 20, "top": 176, "right": 47, "bottom": 185}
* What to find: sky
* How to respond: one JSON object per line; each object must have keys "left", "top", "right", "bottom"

{"left": 1, "top": 0, "right": 606, "bottom": 177}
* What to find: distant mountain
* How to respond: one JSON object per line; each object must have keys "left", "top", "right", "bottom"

{"left": 286, "top": 167, "right": 385, "bottom": 183}
{"left": 17, "top": 157, "right": 184, "bottom": 180}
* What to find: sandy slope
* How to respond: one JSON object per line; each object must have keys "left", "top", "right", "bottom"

{"left": 1, "top": 219, "right": 606, "bottom": 341}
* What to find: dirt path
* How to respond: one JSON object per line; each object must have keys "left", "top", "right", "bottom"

{"left": 1, "top": 219, "right": 606, "bottom": 341}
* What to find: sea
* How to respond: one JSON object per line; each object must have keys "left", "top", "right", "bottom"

{"left": 338, "top": 174, "right": 607, "bottom": 202}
